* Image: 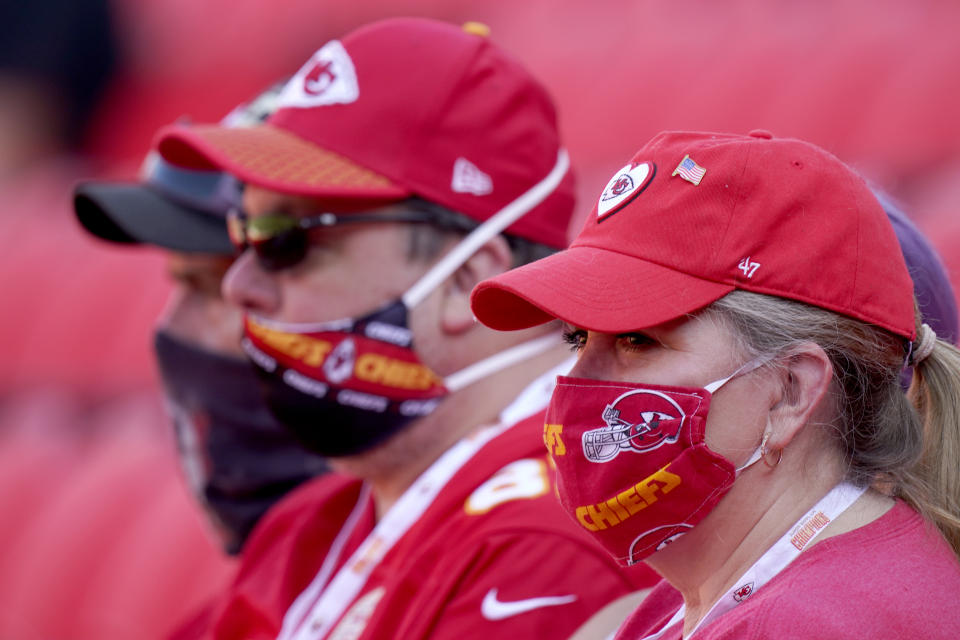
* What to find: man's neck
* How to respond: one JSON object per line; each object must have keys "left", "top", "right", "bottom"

{"left": 331, "top": 342, "right": 571, "bottom": 519}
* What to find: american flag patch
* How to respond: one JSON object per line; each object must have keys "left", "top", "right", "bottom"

{"left": 672, "top": 155, "right": 706, "bottom": 185}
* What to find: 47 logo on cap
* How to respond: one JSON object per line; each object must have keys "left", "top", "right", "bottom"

{"left": 597, "top": 162, "right": 656, "bottom": 221}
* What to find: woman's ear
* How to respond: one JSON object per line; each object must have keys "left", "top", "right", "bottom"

{"left": 764, "top": 342, "right": 834, "bottom": 450}
{"left": 440, "top": 235, "right": 513, "bottom": 335}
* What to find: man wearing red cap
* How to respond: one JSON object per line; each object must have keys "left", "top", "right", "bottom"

{"left": 158, "top": 17, "right": 655, "bottom": 640}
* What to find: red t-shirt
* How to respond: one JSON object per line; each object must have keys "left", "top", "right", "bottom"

{"left": 615, "top": 501, "right": 960, "bottom": 639}
{"left": 177, "top": 411, "right": 658, "bottom": 640}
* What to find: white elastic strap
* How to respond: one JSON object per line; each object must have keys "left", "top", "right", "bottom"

{"left": 402, "top": 149, "right": 571, "bottom": 308}
{"left": 703, "top": 355, "right": 770, "bottom": 394}
{"left": 278, "top": 483, "right": 373, "bottom": 640}
{"left": 910, "top": 323, "right": 937, "bottom": 365}
{"left": 444, "top": 332, "right": 562, "bottom": 393}
{"left": 734, "top": 447, "right": 764, "bottom": 474}
{"left": 641, "top": 482, "right": 867, "bottom": 640}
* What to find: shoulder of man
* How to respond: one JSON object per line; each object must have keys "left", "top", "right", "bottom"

{"left": 425, "top": 410, "right": 653, "bottom": 576}
{"left": 240, "top": 472, "right": 365, "bottom": 566}
{"left": 374, "top": 495, "right": 657, "bottom": 640}
{"left": 184, "top": 473, "right": 368, "bottom": 640}
{"left": 361, "top": 412, "right": 659, "bottom": 639}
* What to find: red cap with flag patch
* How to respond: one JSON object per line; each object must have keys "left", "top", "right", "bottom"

{"left": 471, "top": 130, "right": 917, "bottom": 340}
{"left": 155, "top": 17, "right": 574, "bottom": 248}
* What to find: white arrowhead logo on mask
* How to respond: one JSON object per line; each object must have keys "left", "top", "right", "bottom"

{"left": 278, "top": 40, "right": 359, "bottom": 109}
{"left": 596, "top": 161, "right": 655, "bottom": 221}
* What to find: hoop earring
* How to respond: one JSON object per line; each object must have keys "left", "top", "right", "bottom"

{"left": 760, "top": 432, "right": 783, "bottom": 468}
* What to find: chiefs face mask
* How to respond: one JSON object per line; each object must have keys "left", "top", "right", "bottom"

{"left": 154, "top": 329, "right": 329, "bottom": 554}
{"left": 542, "top": 361, "right": 765, "bottom": 566}
{"left": 240, "top": 150, "right": 571, "bottom": 458}
{"left": 242, "top": 301, "right": 558, "bottom": 457}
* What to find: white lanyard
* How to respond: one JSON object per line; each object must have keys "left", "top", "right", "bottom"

{"left": 640, "top": 481, "right": 867, "bottom": 640}
{"left": 277, "top": 359, "right": 571, "bottom": 640}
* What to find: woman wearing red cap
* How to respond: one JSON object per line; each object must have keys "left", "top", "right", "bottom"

{"left": 471, "top": 130, "right": 960, "bottom": 639}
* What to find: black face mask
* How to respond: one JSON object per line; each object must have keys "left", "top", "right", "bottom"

{"left": 153, "top": 330, "right": 328, "bottom": 554}
{"left": 241, "top": 300, "right": 444, "bottom": 458}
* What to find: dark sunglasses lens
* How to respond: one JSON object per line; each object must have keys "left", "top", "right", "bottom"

{"left": 253, "top": 229, "right": 309, "bottom": 271}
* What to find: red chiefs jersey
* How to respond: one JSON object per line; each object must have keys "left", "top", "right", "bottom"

{"left": 177, "top": 408, "right": 657, "bottom": 640}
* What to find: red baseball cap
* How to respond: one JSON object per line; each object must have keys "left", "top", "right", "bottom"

{"left": 155, "top": 18, "right": 574, "bottom": 248}
{"left": 471, "top": 130, "right": 917, "bottom": 340}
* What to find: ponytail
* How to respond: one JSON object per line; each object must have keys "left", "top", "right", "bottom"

{"left": 907, "top": 337, "right": 960, "bottom": 555}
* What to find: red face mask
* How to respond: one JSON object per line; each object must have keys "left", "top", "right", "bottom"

{"left": 542, "top": 362, "right": 764, "bottom": 566}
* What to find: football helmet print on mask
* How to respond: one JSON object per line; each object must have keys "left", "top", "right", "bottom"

{"left": 585, "top": 389, "right": 686, "bottom": 462}
{"left": 545, "top": 358, "right": 767, "bottom": 567}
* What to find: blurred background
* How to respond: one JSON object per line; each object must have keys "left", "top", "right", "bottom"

{"left": 0, "top": 0, "right": 957, "bottom": 637}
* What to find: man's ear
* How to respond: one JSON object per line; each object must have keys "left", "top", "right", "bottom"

{"left": 440, "top": 235, "right": 513, "bottom": 335}
{"left": 764, "top": 342, "right": 834, "bottom": 451}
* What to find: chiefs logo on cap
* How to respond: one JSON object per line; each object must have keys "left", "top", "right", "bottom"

{"left": 278, "top": 40, "right": 360, "bottom": 109}
{"left": 597, "top": 161, "right": 656, "bottom": 221}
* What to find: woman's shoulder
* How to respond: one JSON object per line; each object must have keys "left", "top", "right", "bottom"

{"left": 613, "top": 580, "right": 682, "bottom": 639}
{"left": 797, "top": 500, "right": 959, "bottom": 572}
{"left": 704, "top": 501, "right": 960, "bottom": 639}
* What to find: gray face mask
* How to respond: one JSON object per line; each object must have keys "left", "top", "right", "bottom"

{"left": 153, "top": 329, "right": 328, "bottom": 554}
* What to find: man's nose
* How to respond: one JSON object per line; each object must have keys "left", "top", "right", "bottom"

{"left": 566, "top": 333, "right": 612, "bottom": 380}
{"left": 221, "top": 250, "right": 281, "bottom": 314}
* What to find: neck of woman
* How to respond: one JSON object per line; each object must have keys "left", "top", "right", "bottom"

{"left": 644, "top": 453, "right": 847, "bottom": 636}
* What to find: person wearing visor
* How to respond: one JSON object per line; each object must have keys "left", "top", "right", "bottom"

{"left": 74, "top": 84, "right": 329, "bottom": 556}
{"left": 155, "top": 17, "right": 656, "bottom": 640}
{"left": 471, "top": 130, "right": 960, "bottom": 639}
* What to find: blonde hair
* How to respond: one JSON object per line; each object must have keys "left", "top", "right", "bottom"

{"left": 710, "top": 290, "right": 960, "bottom": 557}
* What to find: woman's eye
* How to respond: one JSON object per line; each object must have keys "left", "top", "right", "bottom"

{"left": 561, "top": 329, "right": 587, "bottom": 352}
{"left": 617, "top": 332, "right": 654, "bottom": 351}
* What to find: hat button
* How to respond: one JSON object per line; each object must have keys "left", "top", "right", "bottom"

{"left": 748, "top": 129, "right": 774, "bottom": 139}
{"left": 462, "top": 21, "right": 491, "bottom": 37}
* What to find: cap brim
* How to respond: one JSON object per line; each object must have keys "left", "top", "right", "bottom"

{"left": 156, "top": 124, "right": 410, "bottom": 202}
{"left": 471, "top": 245, "right": 736, "bottom": 333}
{"left": 74, "top": 182, "right": 235, "bottom": 254}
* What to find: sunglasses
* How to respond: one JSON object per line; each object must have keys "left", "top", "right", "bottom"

{"left": 227, "top": 207, "right": 441, "bottom": 271}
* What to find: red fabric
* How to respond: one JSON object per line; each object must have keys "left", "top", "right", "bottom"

{"left": 471, "top": 131, "right": 916, "bottom": 340}
{"left": 244, "top": 316, "right": 447, "bottom": 401}
{"left": 0, "top": 164, "right": 170, "bottom": 394}
{"left": 0, "top": 395, "right": 237, "bottom": 640}
{"left": 156, "top": 17, "right": 576, "bottom": 248}
{"left": 546, "top": 376, "right": 735, "bottom": 566}
{"left": 614, "top": 501, "right": 960, "bottom": 639}
{"left": 174, "top": 410, "right": 658, "bottom": 640}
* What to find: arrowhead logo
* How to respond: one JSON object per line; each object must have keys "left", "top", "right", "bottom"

{"left": 596, "top": 161, "right": 655, "bottom": 222}
{"left": 278, "top": 40, "right": 359, "bottom": 109}
{"left": 451, "top": 157, "right": 493, "bottom": 196}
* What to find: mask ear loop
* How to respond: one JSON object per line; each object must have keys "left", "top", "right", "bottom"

{"left": 706, "top": 355, "right": 782, "bottom": 472}
{"left": 401, "top": 149, "right": 570, "bottom": 309}
{"left": 397, "top": 150, "right": 571, "bottom": 395}
{"left": 703, "top": 355, "right": 771, "bottom": 394}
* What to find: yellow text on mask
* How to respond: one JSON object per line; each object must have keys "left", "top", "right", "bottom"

{"left": 543, "top": 423, "right": 566, "bottom": 456}
{"left": 354, "top": 353, "right": 441, "bottom": 390}
{"left": 575, "top": 465, "right": 682, "bottom": 532}
{"left": 248, "top": 322, "right": 333, "bottom": 367}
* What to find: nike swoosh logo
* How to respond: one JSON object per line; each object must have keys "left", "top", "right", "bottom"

{"left": 480, "top": 588, "right": 578, "bottom": 621}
